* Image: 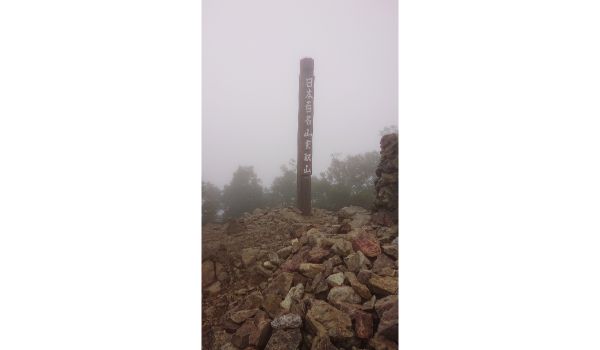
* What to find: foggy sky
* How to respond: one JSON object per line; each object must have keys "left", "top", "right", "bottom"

{"left": 202, "top": 0, "right": 398, "bottom": 188}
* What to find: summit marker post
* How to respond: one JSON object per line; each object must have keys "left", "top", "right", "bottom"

{"left": 297, "top": 58, "right": 314, "bottom": 215}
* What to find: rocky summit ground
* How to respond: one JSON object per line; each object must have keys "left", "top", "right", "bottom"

{"left": 202, "top": 205, "right": 398, "bottom": 350}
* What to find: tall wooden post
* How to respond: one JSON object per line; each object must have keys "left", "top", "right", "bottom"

{"left": 297, "top": 58, "right": 314, "bottom": 215}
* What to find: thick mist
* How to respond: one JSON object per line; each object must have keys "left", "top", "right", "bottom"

{"left": 202, "top": 0, "right": 398, "bottom": 188}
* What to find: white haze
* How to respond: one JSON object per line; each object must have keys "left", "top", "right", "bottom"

{"left": 202, "top": 0, "right": 397, "bottom": 188}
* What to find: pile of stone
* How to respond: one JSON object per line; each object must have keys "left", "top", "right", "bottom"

{"left": 210, "top": 206, "right": 399, "bottom": 349}
{"left": 372, "top": 133, "right": 398, "bottom": 226}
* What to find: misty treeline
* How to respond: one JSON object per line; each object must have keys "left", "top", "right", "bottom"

{"left": 202, "top": 151, "right": 379, "bottom": 224}
{"left": 202, "top": 125, "right": 397, "bottom": 224}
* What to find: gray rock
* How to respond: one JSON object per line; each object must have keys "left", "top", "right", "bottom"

{"left": 326, "top": 272, "right": 345, "bottom": 287}
{"left": 327, "top": 286, "right": 361, "bottom": 305}
{"left": 271, "top": 313, "right": 303, "bottom": 329}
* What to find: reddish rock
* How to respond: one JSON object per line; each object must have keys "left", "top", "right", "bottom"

{"left": 372, "top": 253, "right": 396, "bottom": 277}
{"left": 334, "top": 302, "right": 362, "bottom": 319}
{"left": 374, "top": 295, "right": 398, "bottom": 318}
{"left": 376, "top": 302, "right": 398, "bottom": 341}
{"left": 352, "top": 231, "right": 381, "bottom": 257}
{"left": 307, "top": 247, "right": 330, "bottom": 263}
{"left": 280, "top": 246, "right": 310, "bottom": 272}
{"left": 353, "top": 310, "right": 373, "bottom": 339}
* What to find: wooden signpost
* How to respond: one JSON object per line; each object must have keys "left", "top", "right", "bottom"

{"left": 297, "top": 58, "right": 314, "bottom": 215}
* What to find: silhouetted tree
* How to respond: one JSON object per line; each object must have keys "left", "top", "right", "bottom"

{"left": 312, "top": 151, "right": 379, "bottom": 210}
{"left": 202, "top": 181, "right": 222, "bottom": 225}
{"left": 222, "top": 166, "right": 265, "bottom": 219}
{"left": 380, "top": 124, "right": 398, "bottom": 136}
{"left": 268, "top": 160, "right": 296, "bottom": 208}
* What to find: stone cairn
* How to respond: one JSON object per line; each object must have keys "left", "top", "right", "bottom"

{"left": 372, "top": 133, "right": 398, "bottom": 227}
{"left": 203, "top": 205, "right": 398, "bottom": 350}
